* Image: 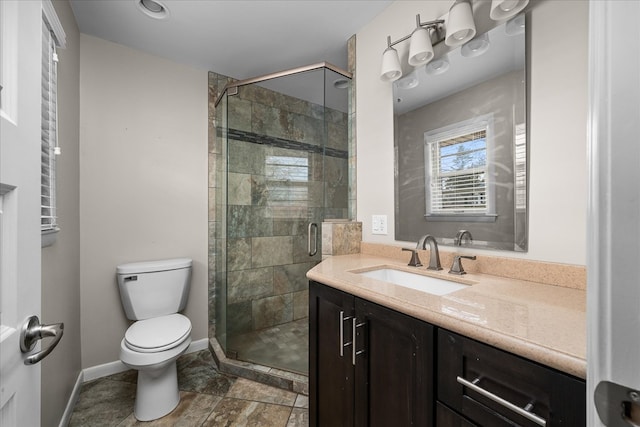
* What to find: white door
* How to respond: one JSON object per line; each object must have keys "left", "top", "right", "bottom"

{"left": 1, "top": 1, "right": 45, "bottom": 426}
{"left": 588, "top": 1, "right": 640, "bottom": 426}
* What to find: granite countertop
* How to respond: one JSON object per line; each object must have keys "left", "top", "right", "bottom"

{"left": 307, "top": 253, "right": 587, "bottom": 379}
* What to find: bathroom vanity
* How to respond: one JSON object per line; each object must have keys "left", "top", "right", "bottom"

{"left": 308, "top": 253, "right": 586, "bottom": 427}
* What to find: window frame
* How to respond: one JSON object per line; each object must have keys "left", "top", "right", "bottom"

{"left": 424, "top": 114, "right": 497, "bottom": 222}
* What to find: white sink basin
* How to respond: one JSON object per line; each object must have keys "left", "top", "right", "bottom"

{"left": 356, "top": 268, "right": 469, "bottom": 296}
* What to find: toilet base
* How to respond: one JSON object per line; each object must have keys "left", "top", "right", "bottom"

{"left": 133, "top": 360, "right": 180, "bottom": 421}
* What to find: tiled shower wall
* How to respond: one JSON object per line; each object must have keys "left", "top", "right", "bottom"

{"left": 208, "top": 66, "right": 356, "bottom": 349}
{"left": 224, "top": 83, "right": 348, "bottom": 341}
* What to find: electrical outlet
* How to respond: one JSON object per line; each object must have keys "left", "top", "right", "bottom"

{"left": 372, "top": 215, "right": 388, "bottom": 235}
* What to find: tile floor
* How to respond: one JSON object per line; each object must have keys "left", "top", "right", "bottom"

{"left": 227, "top": 318, "right": 309, "bottom": 375}
{"left": 69, "top": 350, "right": 309, "bottom": 426}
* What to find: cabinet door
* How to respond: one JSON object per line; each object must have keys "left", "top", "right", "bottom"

{"left": 354, "top": 298, "right": 435, "bottom": 427}
{"left": 309, "top": 281, "right": 356, "bottom": 427}
{"left": 438, "top": 330, "right": 586, "bottom": 427}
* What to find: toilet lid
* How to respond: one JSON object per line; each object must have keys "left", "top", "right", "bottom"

{"left": 125, "top": 313, "right": 191, "bottom": 353}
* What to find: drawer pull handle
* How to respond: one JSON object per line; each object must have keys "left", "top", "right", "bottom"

{"left": 352, "top": 319, "right": 366, "bottom": 366}
{"left": 456, "top": 376, "right": 547, "bottom": 427}
{"left": 339, "top": 311, "right": 353, "bottom": 357}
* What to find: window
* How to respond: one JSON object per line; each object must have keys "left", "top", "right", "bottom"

{"left": 265, "top": 155, "right": 309, "bottom": 219}
{"left": 41, "top": 1, "right": 66, "bottom": 246}
{"left": 514, "top": 123, "right": 527, "bottom": 212}
{"left": 425, "top": 116, "right": 495, "bottom": 220}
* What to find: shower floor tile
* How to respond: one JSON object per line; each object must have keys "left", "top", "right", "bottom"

{"left": 227, "top": 318, "right": 308, "bottom": 375}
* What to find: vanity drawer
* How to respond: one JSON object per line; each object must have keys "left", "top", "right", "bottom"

{"left": 437, "top": 402, "right": 477, "bottom": 427}
{"left": 437, "top": 330, "right": 585, "bottom": 427}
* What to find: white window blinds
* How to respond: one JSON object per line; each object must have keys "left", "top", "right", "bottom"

{"left": 41, "top": 17, "right": 59, "bottom": 232}
{"left": 40, "top": 1, "right": 65, "bottom": 246}
{"left": 514, "top": 123, "right": 527, "bottom": 211}
{"left": 426, "top": 122, "right": 489, "bottom": 215}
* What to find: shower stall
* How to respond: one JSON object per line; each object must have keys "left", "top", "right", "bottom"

{"left": 210, "top": 63, "right": 353, "bottom": 376}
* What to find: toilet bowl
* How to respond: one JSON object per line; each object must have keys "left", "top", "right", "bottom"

{"left": 120, "top": 314, "right": 192, "bottom": 421}
{"left": 116, "top": 258, "right": 193, "bottom": 421}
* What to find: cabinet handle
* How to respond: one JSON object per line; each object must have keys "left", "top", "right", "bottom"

{"left": 308, "top": 223, "right": 318, "bottom": 256}
{"left": 352, "top": 318, "right": 366, "bottom": 366}
{"left": 456, "top": 376, "right": 547, "bottom": 427}
{"left": 339, "top": 311, "right": 353, "bottom": 357}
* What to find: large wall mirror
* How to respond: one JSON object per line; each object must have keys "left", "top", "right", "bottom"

{"left": 394, "top": 15, "right": 527, "bottom": 252}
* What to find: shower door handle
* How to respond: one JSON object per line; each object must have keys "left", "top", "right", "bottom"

{"left": 308, "top": 222, "right": 318, "bottom": 256}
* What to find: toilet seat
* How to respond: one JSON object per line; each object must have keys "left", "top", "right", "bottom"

{"left": 125, "top": 313, "right": 191, "bottom": 353}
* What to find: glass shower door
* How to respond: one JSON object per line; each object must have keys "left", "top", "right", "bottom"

{"left": 222, "top": 67, "right": 350, "bottom": 375}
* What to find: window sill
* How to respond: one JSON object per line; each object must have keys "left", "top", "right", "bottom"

{"left": 424, "top": 214, "right": 497, "bottom": 223}
{"left": 42, "top": 227, "right": 60, "bottom": 248}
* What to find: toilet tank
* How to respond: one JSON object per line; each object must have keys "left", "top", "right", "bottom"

{"left": 116, "top": 258, "right": 192, "bottom": 320}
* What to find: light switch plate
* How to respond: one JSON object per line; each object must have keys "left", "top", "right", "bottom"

{"left": 372, "top": 215, "right": 388, "bottom": 235}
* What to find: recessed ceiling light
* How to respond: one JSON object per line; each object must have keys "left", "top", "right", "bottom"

{"left": 333, "top": 79, "right": 350, "bottom": 89}
{"left": 137, "top": 0, "right": 170, "bottom": 20}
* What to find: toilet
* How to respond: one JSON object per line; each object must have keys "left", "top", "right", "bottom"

{"left": 116, "top": 258, "right": 193, "bottom": 421}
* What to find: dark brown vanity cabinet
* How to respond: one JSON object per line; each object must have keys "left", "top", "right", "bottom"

{"left": 309, "top": 280, "right": 435, "bottom": 426}
{"left": 437, "top": 330, "right": 586, "bottom": 427}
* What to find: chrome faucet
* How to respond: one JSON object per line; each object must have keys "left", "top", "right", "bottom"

{"left": 454, "top": 230, "right": 473, "bottom": 246}
{"left": 419, "top": 235, "right": 442, "bottom": 271}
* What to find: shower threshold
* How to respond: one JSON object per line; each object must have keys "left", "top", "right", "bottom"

{"left": 208, "top": 321, "right": 309, "bottom": 395}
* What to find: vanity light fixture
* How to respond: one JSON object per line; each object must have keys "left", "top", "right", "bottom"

{"left": 408, "top": 16, "right": 435, "bottom": 66}
{"left": 380, "top": 39, "right": 403, "bottom": 82}
{"left": 461, "top": 33, "right": 490, "bottom": 57}
{"left": 380, "top": 15, "right": 445, "bottom": 82}
{"left": 490, "top": 0, "right": 529, "bottom": 21}
{"left": 445, "top": 0, "right": 476, "bottom": 47}
{"left": 380, "top": 0, "right": 530, "bottom": 82}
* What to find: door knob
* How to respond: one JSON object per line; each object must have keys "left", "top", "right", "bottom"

{"left": 19, "top": 315, "right": 64, "bottom": 365}
{"left": 595, "top": 380, "right": 640, "bottom": 427}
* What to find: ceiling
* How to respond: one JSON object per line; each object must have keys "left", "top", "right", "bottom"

{"left": 69, "top": 0, "right": 393, "bottom": 80}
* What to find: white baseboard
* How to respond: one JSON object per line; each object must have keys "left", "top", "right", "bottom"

{"left": 58, "top": 370, "right": 83, "bottom": 427}
{"left": 82, "top": 359, "right": 129, "bottom": 382}
{"left": 186, "top": 337, "right": 209, "bottom": 353}
{"left": 82, "top": 338, "right": 210, "bottom": 383}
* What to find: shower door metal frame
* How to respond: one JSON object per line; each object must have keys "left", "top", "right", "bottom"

{"left": 214, "top": 62, "right": 352, "bottom": 108}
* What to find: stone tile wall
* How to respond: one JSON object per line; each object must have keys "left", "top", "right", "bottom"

{"left": 322, "top": 220, "right": 362, "bottom": 257}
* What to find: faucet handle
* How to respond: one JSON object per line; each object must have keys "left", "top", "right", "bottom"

{"left": 449, "top": 255, "right": 476, "bottom": 275}
{"left": 402, "top": 248, "right": 423, "bottom": 267}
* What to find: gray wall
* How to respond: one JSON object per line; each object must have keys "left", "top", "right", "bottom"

{"left": 395, "top": 70, "right": 524, "bottom": 248}
{"left": 79, "top": 35, "right": 208, "bottom": 368}
{"left": 41, "top": 1, "right": 81, "bottom": 425}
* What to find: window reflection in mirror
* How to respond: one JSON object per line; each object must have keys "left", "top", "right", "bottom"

{"left": 394, "top": 16, "right": 527, "bottom": 252}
